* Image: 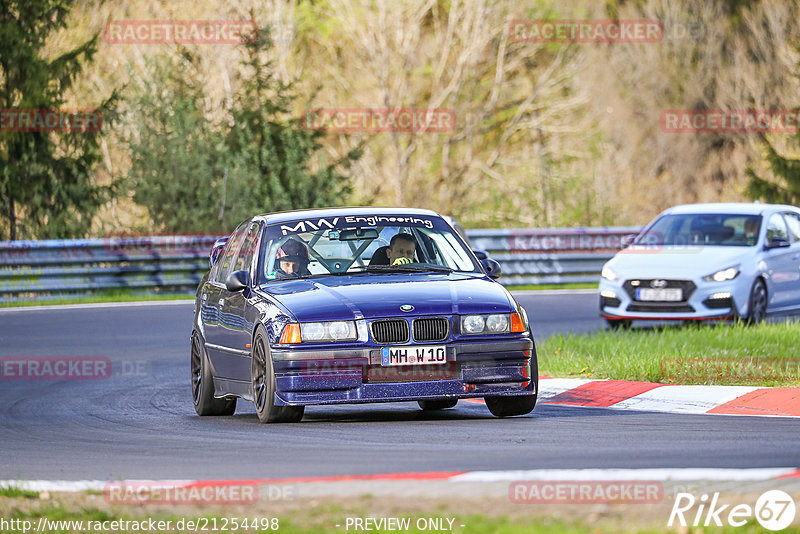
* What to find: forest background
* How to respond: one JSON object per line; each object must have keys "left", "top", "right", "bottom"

{"left": 2, "top": 0, "right": 800, "bottom": 240}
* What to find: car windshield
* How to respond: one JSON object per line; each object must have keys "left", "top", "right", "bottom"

{"left": 256, "top": 214, "right": 479, "bottom": 283}
{"left": 635, "top": 213, "right": 762, "bottom": 247}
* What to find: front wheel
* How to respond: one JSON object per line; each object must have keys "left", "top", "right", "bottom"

{"left": 746, "top": 279, "right": 767, "bottom": 324}
{"left": 485, "top": 394, "right": 537, "bottom": 417}
{"left": 191, "top": 332, "right": 236, "bottom": 416}
{"left": 251, "top": 328, "right": 304, "bottom": 423}
{"left": 418, "top": 399, "right": 458, "bottom": 411}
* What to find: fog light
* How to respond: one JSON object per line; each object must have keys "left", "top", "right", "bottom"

{"left": 703, "top": 292, "right": 733, "bottom": 310}
{"left": 600, "top": 290, "right": 617, "bottom": 299}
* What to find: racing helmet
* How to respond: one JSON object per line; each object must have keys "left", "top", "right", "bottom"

{"left": 275, "top": 239, "right": 310, "bottom": 269}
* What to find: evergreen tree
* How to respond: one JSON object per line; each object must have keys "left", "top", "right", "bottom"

{"left": 0, "top": 0, "right": 117, "bottom": 240}
{"left": 224, "top": 29, "right": 361, "bottom": 219}
{"left": 128, "top": 29, "right": 361, "bottom": 233}
{"left": 745, "top": 140, "right": 800, "bottom": 205}
{"left": 126, "top": 57, "right": 228, "bottom": 233}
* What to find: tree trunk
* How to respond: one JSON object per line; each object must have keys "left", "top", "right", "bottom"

{"left": 8, "top": 197, "right": 16, "bottom": 241}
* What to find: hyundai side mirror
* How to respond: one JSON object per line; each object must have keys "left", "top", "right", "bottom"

{"left": 765, "top": 237, "right": 791, "bottom": 250}
{"left": 225, "top": 270, "right": 249, "bottom": 292}
{"left": 481, "top": 258, "right": 502, "bottom": 279}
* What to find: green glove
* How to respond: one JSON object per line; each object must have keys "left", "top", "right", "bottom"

{"left": 392, "top": 257, "right": 413, "bottom": 265}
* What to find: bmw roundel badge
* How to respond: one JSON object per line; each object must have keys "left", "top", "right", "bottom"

{"left": 400, "top": 304, "right": 414, "bottom": 312}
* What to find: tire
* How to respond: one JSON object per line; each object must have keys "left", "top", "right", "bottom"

{"left": 606, "top": 319, "right": 633, "bottom": 330}
{"left": 417, "top": 399, "right": 458, "bottom": 411}
{"left": 485, "top": 394, "right": 537, "bottom": 417}
{"left": 191, "top": 331, "right": 236, "bottom": 416}
{"left": 251, "top": 327, "right": 304, "bottom": 423}
{"left": 746, "top": 279, "right": 767, "bottom": 324}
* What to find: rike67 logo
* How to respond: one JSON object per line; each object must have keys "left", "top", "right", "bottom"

{"left": 669, "top": 490, "right": 797, "bottom": 531}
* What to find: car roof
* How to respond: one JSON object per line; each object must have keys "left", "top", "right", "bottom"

{"left": 252, "top": 207, "right": 442, "bottom": 225}
{"left": 661, "top": 202, "right": 800, "bottom": 216}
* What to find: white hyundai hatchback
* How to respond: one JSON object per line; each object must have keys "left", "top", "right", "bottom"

{"left": 599, "top": 203, "right": 800, "bottom": 328}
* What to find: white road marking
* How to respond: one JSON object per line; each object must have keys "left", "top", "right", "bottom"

{"left": 611, "top": 385, "right": 760, "bottom": 414}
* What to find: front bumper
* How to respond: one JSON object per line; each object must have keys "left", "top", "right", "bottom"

{"left": 270, "top": 338, "right": 536, "bottom": 406}
{"left": 598, "top": 276, "right": 750, "bottom": 321}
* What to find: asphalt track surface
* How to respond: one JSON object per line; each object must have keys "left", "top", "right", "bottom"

{"left": 0, "top": 292, "right": 798, "bottom": 481}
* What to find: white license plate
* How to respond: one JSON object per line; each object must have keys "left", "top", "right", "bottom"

{"left": 380, "top": 345, "right": 447, "bottom": 366}
{"left": 636, "top": 288, "right": 682, "bottom": 301}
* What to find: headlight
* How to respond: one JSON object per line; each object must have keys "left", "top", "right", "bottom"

{"left": 601, "top": 265, "right": 619, "bottom": 281}
{"left": 703, "top": 266, "right": 740, "bottom": 282}
{"left": 486, "top": 314, "right": 509, "bottom": 332}
{"left": 461, "top": 313, "right": 525, "bottom": 334}
{"left": 286, "top": 321, "right": 357, "bottom": 343}
{"left": 302, "top": 322, "right": 326, "bottom": 340}
{"left": 462, "top": 315, "right": 486, "bottom": 334}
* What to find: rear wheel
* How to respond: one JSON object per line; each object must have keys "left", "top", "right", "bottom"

{"left": 485, "top": 394, "right": 537, "bottom": 417}
{"left": 251, "top": 328, "right": 304, "bottom": 423}
{"left": 417, "top": 399, "right": 458, "bottom": 411}
{"left": 191, "top": 331, "right": 236, "bottom": 416}
{"left": 746, "top": 279, "right": 767, "bottom": 324}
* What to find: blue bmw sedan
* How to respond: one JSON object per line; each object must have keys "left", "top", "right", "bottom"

{"left": 191, "top": 208, "right": 536, "bottom": 423}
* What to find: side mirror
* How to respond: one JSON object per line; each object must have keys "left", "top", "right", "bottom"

{"left": 765, "top": 237, "right": 791, "bottom": 250}
{"left": 225, "top": 270, "right": 249, "bottom": 292}
{"left": 472, "top": 249, "right": 489, "bottom": 261}
{"left": 481, "top": 258, "right": 502, "bottom": 279}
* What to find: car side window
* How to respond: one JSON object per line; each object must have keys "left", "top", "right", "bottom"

{"left": 213, "top": 224, "right": 248, "bottom": 284}
{"left": 783, "top": 213, "right": 800, "bottom": 243}
{"left": 766, "top": 213, "right": 789, "bottom": 243}
{"left": 232, "top": 223, "right": 261, "bottom": 275}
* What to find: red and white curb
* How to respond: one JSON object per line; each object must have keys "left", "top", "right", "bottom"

{"left": 534, "top": 377, "right": 800, "bottom": 417}
{"left": 2, "top": 468, "right": 799, "bottom": 493}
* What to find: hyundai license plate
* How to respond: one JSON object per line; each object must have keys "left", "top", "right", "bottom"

{"left": 636, "top": 288, "right": 682, "bottom": 301}
{"left": 381, "top": 345, "right": 447, "bottom": 366}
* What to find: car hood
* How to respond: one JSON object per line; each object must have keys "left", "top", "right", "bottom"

{"left": 258, "top": 273, "right": 514, "bottom": 321}
{"left": 608, "top": 246, "right": 750, "bottom": 278}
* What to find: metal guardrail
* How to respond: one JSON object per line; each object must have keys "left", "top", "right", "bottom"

{"left": 468, "top": 226, "right": 642, "bottom": 287}
{"left": 0, "top": 236, "right": 219, "bottom": 302}
{"left": 0, "top": 227, "right": 642, "bottom": 302}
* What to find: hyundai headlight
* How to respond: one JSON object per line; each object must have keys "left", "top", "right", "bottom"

{"left": 703, "top": 266, "right": 740, "bottom": 282}
{"left": 601, "top": 265, "right": 619, "bottom": 281}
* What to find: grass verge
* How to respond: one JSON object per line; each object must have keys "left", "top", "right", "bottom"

{"left": 0, "top": 487, "right": 39, "bottom": 499}
{"left": 507, "top": 282, "right": 597, "bottom": 291}
{"left": 538, "top": 321, "right": 800, "bottom": 386}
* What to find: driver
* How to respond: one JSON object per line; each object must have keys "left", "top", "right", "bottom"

{"left": 744, "top": 217, "right": 760, "bottom": 245}
{"left": 387, "top": 233, "right": 416, "bottom": 265}
{"left": 274, "top": 239, "right": 310, "bottom": 279}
